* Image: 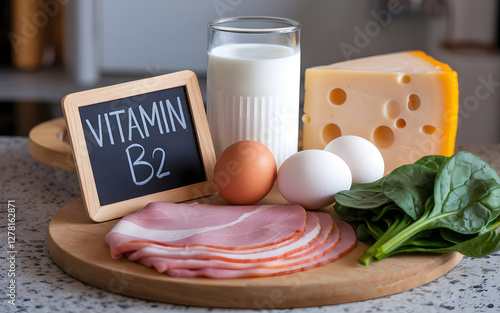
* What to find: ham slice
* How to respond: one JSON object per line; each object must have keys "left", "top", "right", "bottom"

{"left": 165, "top": 220, "right": 356, "bottom": 278}
{"left": 105, "top": 202, "right": 357, "bottom": 279}
{"left": 105, "top": 202, "right": 307, "bottom": 259}
{"left": 135, "top": 212, "right": 339, "bottom": 272}
{"left": 125, "top": 211, "right": 323, "bottom": 263}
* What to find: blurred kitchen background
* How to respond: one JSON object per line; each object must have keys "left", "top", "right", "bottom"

{"left": 1, "top": 0, "right": 499, "bottom": 144}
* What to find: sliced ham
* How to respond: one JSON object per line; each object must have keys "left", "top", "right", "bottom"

{"left": 105, "top": 202, "right": 357, "bottom": 279}
{"left": 132, "top": 212, "right": 338, "bottom": 271}
{"left": 165, "top": 220, "right": 356, "bottom": 278}
{"left": 125, "top": 211, "right": 323, "bottom": 263}
{"left": 105, "top": 202, "right": 307, "bottom": 258}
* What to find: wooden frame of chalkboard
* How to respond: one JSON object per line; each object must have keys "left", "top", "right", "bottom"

{"left": 62, "top": 70, "right": 216, "bottom": 222}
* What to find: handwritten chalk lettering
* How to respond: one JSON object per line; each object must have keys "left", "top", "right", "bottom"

{"left": 85, "top": 97, "right": 187, "bottom": 148}
{"left": 76, "top": 84, "right": 208, "bottom": 207}
{"left": 64, "top": 72, "right": 215, "bottom": 221}
{"left": 126, "top": 144, "right": 171, "bottom": 186}
{"left": 126, "top": 143, "right": 154, "bottom": 186}
{"left": 139, "top": 102, "right": 163, "bottom": 137}
{"left": 153, "top": 148, "right": 171, "bottom": 179}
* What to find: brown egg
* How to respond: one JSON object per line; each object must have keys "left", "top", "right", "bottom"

{"left": 213, "top": 140, "right": 277, "bottom": 205}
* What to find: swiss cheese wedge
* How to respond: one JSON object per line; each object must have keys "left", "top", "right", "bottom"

{"left": 302, "top": 51, "right": 459, "bottom": 174}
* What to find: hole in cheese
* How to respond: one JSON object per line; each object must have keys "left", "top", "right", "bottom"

{"left": 321, "top": 123, "right": 342, "bottom": 145}
{"left": 329, "top": 88, "right": 346, "bottom": 105}
{"left": 373, "top": 126, "right": 394, "bottom": 149}
{"left": 302, "top": 114, "right": 311, "bottom": 124}
{"left": 422, "top": 125, "right": 437, "bottom": 134}
{"left": 396, "top": 118, "right": 406, "bottom": 128}
{"left": 408, "top": 94, "right": 421, "bottom": 111}
{"left": 400, "top": 75, "right": 411, "bottom": 84}
{"left": 384, "top": 100, "right": 400, "bottom": 119}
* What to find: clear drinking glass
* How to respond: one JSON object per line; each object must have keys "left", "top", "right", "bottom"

{"left": 207, "top": 16, "right": 301, "bottom": 166}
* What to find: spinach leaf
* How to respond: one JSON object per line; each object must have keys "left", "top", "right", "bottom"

{"left": 439, "top": 228, "right": 476, "bottom": 244}
{"left": 447, "top": 228, "right": 500, "bottom": 257}
{"left": 336, "top": 150, "right": 500, "bottom": 265}
{"left": 350, "top": 176, "right": 385, "bottom": 191}
{"left": 382, "top": 164, "right": 437, "bottom": 220}
{"left": 414, "top": 155, "right": 448, "bottom": 171}
{"left": 334, "top": 189, "right": 391, "bottom": 210}
{"left": 335, "top": 176, "right": 389, "bottom": 210}
{"left": 356, "top": 224, "right": 375, "bottom": 242}
{"left": 334, "top": 203, "right": 375, "bottom": 221}
{"left": 383, "top": 229, "right": 454, "bottom": 257}
{"left": 430, "top": 151, "right": 500, "bottom": 234}
{"left": 371, "top": 203, "right": 404, "bottom": 221}
{"left": 415, "top": 220, "right": 500, "bottom": 257}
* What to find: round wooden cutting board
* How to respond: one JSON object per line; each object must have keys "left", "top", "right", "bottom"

{"left": 29, "top": 117, "right": 75, "bottom": 171}
{"left": 48, "top": 191, "right": 463, "bottom": 309}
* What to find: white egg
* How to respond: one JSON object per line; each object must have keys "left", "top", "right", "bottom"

{"left": 277, "top": 149, "right": 352, "bottom": 210}
{"left": 324, "top": 135, "right": 384, "bottom": 184}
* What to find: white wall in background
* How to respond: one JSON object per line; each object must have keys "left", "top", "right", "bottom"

{"left": 426, "top": 13, "right": 500, "bottom": 144}
{"left": 97, "top": 0, "right": 426, "bottom": 76}
{"left": 70, "top": 0, "right": 499, "bottom": 144}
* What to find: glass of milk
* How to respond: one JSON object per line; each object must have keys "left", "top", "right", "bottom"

{"left": 207, "top": 16, "right": 301, "bottom": 166}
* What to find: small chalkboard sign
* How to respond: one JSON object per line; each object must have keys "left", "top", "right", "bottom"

{"left": 62, "top": 71, "right": 216, "bottom": 222}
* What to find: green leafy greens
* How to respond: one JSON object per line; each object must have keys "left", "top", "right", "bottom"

{"left": 334, "top": 151, "right": 500, "bottom": 266}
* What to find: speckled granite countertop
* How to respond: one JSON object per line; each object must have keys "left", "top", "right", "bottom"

{"left": 0, "top": 136, "right": 499, "bottom": 313}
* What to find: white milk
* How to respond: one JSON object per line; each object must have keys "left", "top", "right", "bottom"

{"left": 207, "top": 43, "right": 300, "bottom": 166}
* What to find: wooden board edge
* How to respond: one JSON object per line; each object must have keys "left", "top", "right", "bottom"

{"left": 47, "top": 198, "right": 464, "bottom": 309}
{"left": 28, "top": 117, "right": 75, "bottom": 171}
{"left": 61, "top": 92, "right": 99, "bottom": 221}
{"left": 304, "top": 252, "right": 463, "bottom": 307}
